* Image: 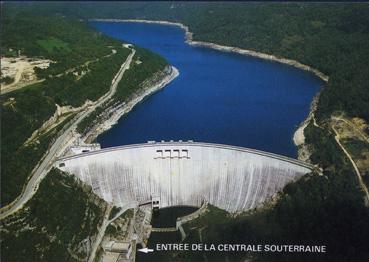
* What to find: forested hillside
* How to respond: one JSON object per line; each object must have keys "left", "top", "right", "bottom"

{"left": 1, "top": 3, "right": 369, "bottom": 261}
{"left": 0, "top": 169, "right": 107, "bottom": 261}
{"left": 1, "top": 6, "right": 171, "bottom": 261}
{"left": 0, "top": 13, "right": 130, "bottom": 206}
{"left": 1, "top": 15, "right": 123, "bottom": 76}
{"left": 76, "top": 46, "right": 167, "bottom": 135}
{"left": 6, "top": 2, "right": 368, "bottom": 121}
{"left": 27, "top": 3, "right": 367, "bottom": 262}
{"left": 1, "top": 9, "right": 167, "bottom": 206}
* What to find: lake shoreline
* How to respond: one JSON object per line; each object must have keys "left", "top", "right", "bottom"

{"left": 91, "top": 19, "right": 329, "bottom": 82}
{"left": 90, "top": 18, "right": 325, "bottom": 159}
{"left": 293, "top": 93, "right": 320, "bottom": 162}
{"left": 81, "top": 66, "right": 179, "bottom": 143}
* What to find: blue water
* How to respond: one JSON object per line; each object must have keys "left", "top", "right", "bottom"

{"left": 91, "top": 22, "right": 322, "bottom": 157}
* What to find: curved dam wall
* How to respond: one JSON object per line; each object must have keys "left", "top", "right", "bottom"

{"left": 56, "top": 142, "right": 313, "bottom": 213}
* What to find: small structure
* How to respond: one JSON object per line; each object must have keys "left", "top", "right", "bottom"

{"left": 123, "top": 43, "right": 133, "bottom": 48}
{"left": 103, "top": 241, "right": 132, "bottom": 259}
{"left": 66, "top": 143, "right": 101, "bottom": 156}
{"left": 151, "top": 195, "right": 160, "bottom": 211}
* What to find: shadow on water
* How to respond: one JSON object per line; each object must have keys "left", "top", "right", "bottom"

{"left": 136, "top": 206, "right": 197, "bottom": 262}
{"left": 151, "top": 206, "right": 198, "bottom": 228}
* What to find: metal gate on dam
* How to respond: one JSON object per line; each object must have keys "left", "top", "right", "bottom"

{"left": 55, "top": 141, "right": 314, "bottom": 213}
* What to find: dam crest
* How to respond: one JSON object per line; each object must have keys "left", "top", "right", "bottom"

{"left": 56, "top": 141, "right": 314, "bottom": 213}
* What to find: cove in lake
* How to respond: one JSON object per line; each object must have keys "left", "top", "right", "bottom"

{"left": 91, "top": 22, "right": 323, "bottom": 157}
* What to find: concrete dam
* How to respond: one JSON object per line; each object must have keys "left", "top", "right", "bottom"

{"left": 56, "top": 141, "right": 314, "bottom": 213}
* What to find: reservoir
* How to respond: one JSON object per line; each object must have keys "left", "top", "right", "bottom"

{"left": 92, "top": 21, "right": 322, "bottom": 158}
{"left": 89, "top": 22, "right": 323, "bottom": 261}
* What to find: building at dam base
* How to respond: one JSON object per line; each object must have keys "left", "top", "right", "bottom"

{"left": 56, "top": 141, "right": 313, "bottom": 213}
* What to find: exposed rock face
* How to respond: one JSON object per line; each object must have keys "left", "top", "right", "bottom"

{"left": 56, "top": 142, "right": 313, "bottom": 213}
{"left": 81, "top": 66, "right": 179, "bottom": 143}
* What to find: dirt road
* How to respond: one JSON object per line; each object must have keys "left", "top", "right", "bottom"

{"left": 331, "top": 125, "right": 369, "bottom": 203}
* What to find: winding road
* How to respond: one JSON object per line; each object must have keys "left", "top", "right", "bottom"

{"left": 331, "top": 120, "right": 369, "bottom": 203}
{"left": 0, "top": 47, "right": 136, "bottom": 220}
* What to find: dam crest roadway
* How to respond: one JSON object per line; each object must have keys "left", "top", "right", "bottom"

{"left": 56, "top": 141, "right": 315, "bottom": 213}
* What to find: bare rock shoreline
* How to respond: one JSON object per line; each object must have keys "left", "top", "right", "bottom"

{"left": 81, "top": 66, "right": 179, "bottom": 143}
{"left": 91, "top": 18, "right": 329, "bottom": 82}
{"left": 293, "top": 93, "right": 320, "bottom": 161}
{"left": 91, "top": 19, "right": 328, "bottom": 160}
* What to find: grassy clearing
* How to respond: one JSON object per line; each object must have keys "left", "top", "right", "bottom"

{"left": 36, "top": 37, "right": 70, "bottom": 53}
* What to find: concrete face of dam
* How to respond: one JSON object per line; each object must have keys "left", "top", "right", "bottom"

{"left": 56, "top": 142, "right": 313, "bottom": 213}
